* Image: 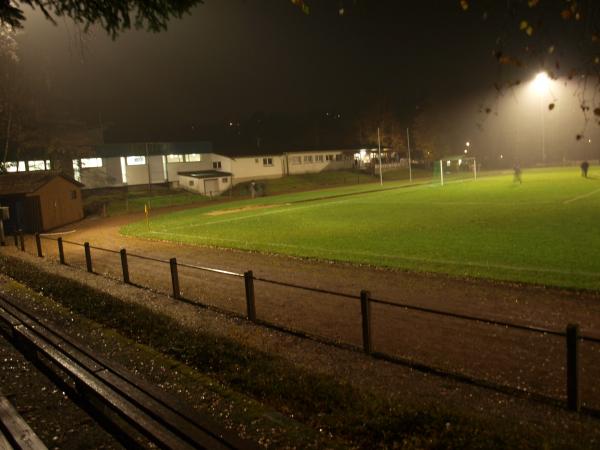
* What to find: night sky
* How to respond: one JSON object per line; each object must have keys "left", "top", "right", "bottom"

{"left": 13, "top": 1, "right": 600, "bottom": 160}
{"left": 17, "top": 2, "right": 498, "bottom": 122}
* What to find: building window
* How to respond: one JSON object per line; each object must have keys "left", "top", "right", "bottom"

{"left": 262, "top": 157, "right": 273, "bottom": 166}
{"left": 315, "top": 155, "right": 324, "bottom": 162}
{"left": 126, "top": 156, "right": 146, "bottom": 166}
{"left": 335, "top": 154, "right": 343, "bottom": 161}
{"left": 188, "top": 180, "right": 194, "bottom": 187}
{"left": 4, "top": 162, "right": 18, "bottom": 172}
{"left": 167, "top": 154, "right": 184, "bottom": 163}
{"left": 71, "top": 190, "right": 77, "bottom": 200}
{"left": 186, "top": 154, "right": 202, "bottom": 162}
{"left": 303, "top": 155, "right": 313, "bottom": 163}
{"left": 326, "top": 154, "right": 334, "bottom": 161}
{"left": 28, "top": 160, "right": 46, "bottom": 171}
{"left": 81, "top": 157, "right": 103, "bottom": 168}
{"left": 213, "top": 161, "right": 222, "bottom": 169}
{"left": 222, "top": 177, "right": 229, "bottom": 183}
{"left": 290, "top": 156, "right": 301, "bottom": 165}
{"left": 344, "top": 154, "right": 352, "bottom": 160}
{"left": 255, "top": 158, "right": 259, "bottom": 163}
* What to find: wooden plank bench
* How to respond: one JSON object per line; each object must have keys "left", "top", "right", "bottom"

{"left": 0, "top": 394, "right": 47, "bottom": 450}
{"left": 0, "top": 293, "right": 258, "bottom": 450}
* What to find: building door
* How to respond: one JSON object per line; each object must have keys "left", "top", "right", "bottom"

{"left": 204, "top": 179, "right": 219, "bottom": 197}
{"left": 23, "top": 196, "right": 43, "bottom": 232}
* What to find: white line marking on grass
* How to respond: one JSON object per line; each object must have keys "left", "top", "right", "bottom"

{"left": 166, "top": 181, "right": 474, "bottom": 231}
{"left": 563, "top": 187, "right": 600, "bottom": 204}
{"left": 146, "top": 230, "right": 600, "bottom": 279}
{"left": 168, "top": 197, "right": 358, "bottom": 230}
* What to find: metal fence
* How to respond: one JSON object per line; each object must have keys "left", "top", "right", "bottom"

{"left": 10, "top": 230, "right": 600, "bottom": 415}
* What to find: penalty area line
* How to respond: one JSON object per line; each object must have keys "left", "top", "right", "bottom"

{"left": 563, "top": 187, "right": 600, "bottom": 204}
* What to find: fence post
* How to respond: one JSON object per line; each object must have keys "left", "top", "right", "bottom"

{"left": 84, "top": 242, "right": 93, "bottom": 273}
{"left": 244, "top": 271, "right": 256, "bottom": 322}
{"left": 360, "top": 290, "right": 372, "bottom": 354}
{"left": 35, "top": 233, "right": 42, "bottom": 257}
{"left": 120, "top": 249, "right": 130, "bottom": 284}
{"left": 169, "top": 258, "right": 180, "bottom": 299}
{"left": 57, "top": 237, "right": 65, "bottom": 265}
{"left": 566, "top": 324, "right": 581, "bottom": 412}
{"left": 19, "top": 230, "right": 24, "bottom": 252}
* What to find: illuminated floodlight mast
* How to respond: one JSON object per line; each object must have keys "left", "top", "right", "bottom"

{"left": 531, "top": 71, "right": 551, "bottom": 163}
{"left": 532, "top": 71, "right": 550, "bottom": 93}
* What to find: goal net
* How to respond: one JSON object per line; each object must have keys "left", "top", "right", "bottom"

{"left": 432, "top": 156, "right": 477, "bottom": 186}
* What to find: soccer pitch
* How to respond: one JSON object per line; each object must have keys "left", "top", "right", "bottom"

{"left": 122, "top": 167, "right": 600, "bottom": 291}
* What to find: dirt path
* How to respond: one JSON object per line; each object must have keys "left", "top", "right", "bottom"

{"left": 29, "top": 210, "right": 600, "bottom": 409}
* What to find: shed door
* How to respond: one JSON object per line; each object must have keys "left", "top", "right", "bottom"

{"left": 204, "top": 179, "right": 219, "bottom": 196}
{"left": 24, "top": 196, "right": 43, "bottom": 233}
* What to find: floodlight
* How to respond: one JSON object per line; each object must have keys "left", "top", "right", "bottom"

{"left": 532, "top": 72, "right": 550, "bottom": 93}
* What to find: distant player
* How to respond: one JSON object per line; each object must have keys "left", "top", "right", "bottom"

{"left": 580, "top": 160, "right": 589, "bottom": 178}
{"left": 513, "top": 164, "right": 522, "bottom": 184}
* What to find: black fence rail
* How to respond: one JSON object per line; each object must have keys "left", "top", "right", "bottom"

{"left": 12, "top": 231, "right": 600, "bottom": 415}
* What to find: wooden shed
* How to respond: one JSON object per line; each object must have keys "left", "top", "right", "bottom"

{"left": 0, "top": 172, "right": 84, "bottom": 233}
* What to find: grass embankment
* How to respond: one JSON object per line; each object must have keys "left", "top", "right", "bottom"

{"left": 0, "top": 254, "right": 553, "bottom": 449}
{"left": 83, "top": 186, "right": 210, "bottom": 216}
{"left": 229, "top": 168, "right": 430, "bottom": 197}
{"left": 84, "top": 169, "right": 428, "bottom": 217}
{"left": 123, "top": 167, "right": 600, "bottom": 291}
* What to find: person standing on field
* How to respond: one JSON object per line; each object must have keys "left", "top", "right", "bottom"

{"left": 580, "top": 160, "right": 589, "bottom": 178}
{"left": 513, "top": 164, "right": 522, "bottom": 184}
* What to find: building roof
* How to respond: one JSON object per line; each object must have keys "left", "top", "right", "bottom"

{"left": 0, "top": 171, "right": 84, "bottom": 196}
{"left": 178, "top": 170, "right": 232, "bottom": 179}
{"left": 96, "top": 141, "right": 213, "bottom": 158}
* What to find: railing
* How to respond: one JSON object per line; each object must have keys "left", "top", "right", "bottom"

{"left": 9, "top": 230, "right": 600, "bottom": 415}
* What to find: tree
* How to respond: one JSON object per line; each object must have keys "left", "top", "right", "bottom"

{"left": 356, "top": 101, "right": 406, "bottom": 156}
{"left": 411, "top": 105, "right": 459, "bottom": 162}
{"left": 0, "top": 0, "right": 204, "bottom": 37}
{"left": 0, "top": 24, "right": 21, "bottom": 171}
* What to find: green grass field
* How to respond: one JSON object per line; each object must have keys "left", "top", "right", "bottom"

{"left": 121, "top": 167, "right": 600, "bottom": 291}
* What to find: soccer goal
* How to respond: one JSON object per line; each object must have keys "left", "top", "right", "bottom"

{"left": 433, "top": 156, "right": 477, "bottom": 186}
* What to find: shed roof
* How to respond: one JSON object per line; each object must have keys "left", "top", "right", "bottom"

{"left": 0, "top": 171, "right": 84, "bottom": 196}
{"left": 178, "top": 170, "right": 232, "bottom": 179}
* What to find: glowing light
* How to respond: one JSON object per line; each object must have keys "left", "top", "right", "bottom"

{"left": 500, "top": 154, "right": 504, "bottom": 159}
{"left": 532, "top": 72, "right": 550, "bottom": 93}
{"left": 465, "top": 141, "right": 470, "bottom": 147}
{"left": 464, "top": 149, "right": 468, "bottom": 154}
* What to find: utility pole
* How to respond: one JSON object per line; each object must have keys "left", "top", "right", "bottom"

{"left": 406, "top": 127, "right": 412, "bottom": 183}
{"left": 377, "top": 127, "right": 383, "bottom": 186}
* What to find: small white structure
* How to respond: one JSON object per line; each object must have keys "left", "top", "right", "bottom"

{"left": 178, "top": 171, "right": 232, "bottom": 197}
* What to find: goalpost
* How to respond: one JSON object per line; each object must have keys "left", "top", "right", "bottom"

{"left": 433, "top": 156, "right": 477, "bottom": 186}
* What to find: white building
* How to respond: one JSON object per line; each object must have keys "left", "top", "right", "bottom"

{"left": 178, "top": 171, "right": 233, "bottom": 196}
{"left": 5, "top": 141, "right": 361, "bottom": 195}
